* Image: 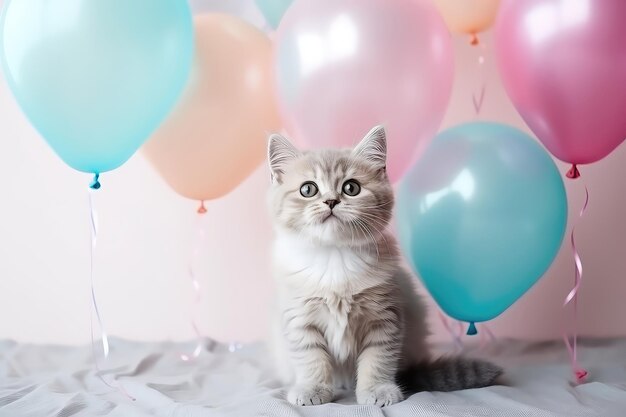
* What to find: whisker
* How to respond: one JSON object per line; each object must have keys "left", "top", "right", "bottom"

{"left": 353, "top": 218, "right": 380, "bottom": 261}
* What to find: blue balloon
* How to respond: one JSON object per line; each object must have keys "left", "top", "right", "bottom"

{"left": 255, "top": 0, "right": 293, "bottom": 29}
{"left": 0, "top": 0, "right": 193, "bottom": 174}
{"left": 397, "top": 122, "right": 567, "bottom": 331}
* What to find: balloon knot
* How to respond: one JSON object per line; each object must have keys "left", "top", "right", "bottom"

{"left": 566, "top": 164, "right": 581, "bottom": 179}
{"left": 197, "top": 201, "right": 207, "bottom": 215}
{"left": 467, "top": 322, "right": 478, "bottom": 336}
{"left": 89, "top": 174, "right": 101, "bottom": 190}
{"left": 470, "top": 33, "right": 479, "bottom": 46}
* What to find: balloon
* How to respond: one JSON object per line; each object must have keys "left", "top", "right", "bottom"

{"left": 0, "top": 0, "right": 193, "bottom": 174}
{"left": 433, "top": 0, "right": 500, "bottom": 43}
{"left": 143, "top": 14, "right": 281, "bottom": 202}
{"left": 397, "top": 122, "right": 567, "bottom": 329}
{"left": 188, "top": 0, "right": 267, "bottom": 30}
{"left": 274, "top": 0, "right": 454, "bottom": 183}
{"left": 495, "top": 0, "right": 626, "bottom": 171}
{"left": 255, "top": 0, "right": 293, "bottom": 29}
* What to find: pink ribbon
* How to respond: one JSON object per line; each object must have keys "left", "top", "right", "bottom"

{"left": 479, "top": 323, "right": 497, "bottom": 350}
{"left": 472, "top": 43, "right": 488, "bottom": 116}
{"left": 562, "top": 185, "right": 589, "bottom": 384}
{"left": 438, "top": 310, "right": 464, "bottom": 352}
{"left": 180, "top": 203, "right": 208, "bottom": 362}
{"left": 88, "top": 183, "right": 135, "bottom": 400}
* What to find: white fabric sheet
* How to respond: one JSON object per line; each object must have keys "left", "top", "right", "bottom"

{"left": 1, "top": 337, "right": 626, "bottom": 417}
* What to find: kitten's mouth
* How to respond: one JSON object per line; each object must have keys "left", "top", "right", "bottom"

{"left": 322, "top": 212, "right": 336, "bottom": 223}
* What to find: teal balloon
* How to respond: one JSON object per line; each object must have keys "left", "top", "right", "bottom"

{"left": 255, "top": 0, "right": 293, "bottom": 29}
{"left": 397, "top": 122, "right": 567, "bottom": 327}
{"left": 0, "top": 0, "right": 193, "bottom": 174}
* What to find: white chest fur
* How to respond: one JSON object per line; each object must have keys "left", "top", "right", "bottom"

{"left": 321, "top": 292, "right": 354, "bottom": 362}
{"left": 273, "top": 233, "right": 384, "bottom": 363}
{"left": 273, "top": 233, "right": 379, "bottom": 295}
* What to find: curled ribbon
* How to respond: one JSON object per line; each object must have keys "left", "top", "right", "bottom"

{"left": 88, "top": 188, "right": 108, "bottom": 358}
{"left": 479, "top": 323, "right": 497, "bottom": 350}
{"left": 562, "top": 185, "right": 589, "bottom": 384}
{"left": 438, "top": 310, "right": 464, "bottom": 352}
{"left": 88, "top": 181, "right": 135, "bottom": 400}
{"left": 181, "top": 204, "right": 208, "bottom": 362}
{"left": 472, "top": 43, "right": 488, "bottom": 116}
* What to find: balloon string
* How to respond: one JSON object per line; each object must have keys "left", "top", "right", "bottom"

{"left": 483, "top": 323, "right": 497, "bottom": 344}
{"left": 437, "top": 310, "right": 463, "bottom": 352}
{"left": 88, "top": 183, "right": 135, "bottom": 401}
{"left": 472, "top": 42, "right": 487, "bottom": 116}
{"left": 181, "top": 208, "right": 207, "bottom": 362}
{"left": 479, "top": 323, "right": 497, "bottom": 350}
{"left": 89, "top": 189, "right": 108, "bottom": 358}
{"left": 455, "top": 320, "right": 464, "bottom": 341}
{"left": 562, "top": 184, "right": 589, "bottom": 384}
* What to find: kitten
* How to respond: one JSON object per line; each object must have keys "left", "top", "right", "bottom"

{"left": 267, "top": 126, "right": 502, "bottom": 407}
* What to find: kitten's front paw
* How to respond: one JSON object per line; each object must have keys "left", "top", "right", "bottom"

{"left": 287, "top": 384, "right": 333, "bottom": 406}
{"left": 357, "top": 383, "right": 403, "bottom": 407}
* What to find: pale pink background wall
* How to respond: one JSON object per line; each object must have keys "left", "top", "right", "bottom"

{"left": 0, "top": 4, "right": 624, "bottom": 345}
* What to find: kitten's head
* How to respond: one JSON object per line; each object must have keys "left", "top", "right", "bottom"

{"left": 267, "top": 126, "right": 394, "bottom": 245}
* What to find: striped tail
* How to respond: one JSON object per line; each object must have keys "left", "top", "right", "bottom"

{"left": 398, "top": 357, "right": 503, "bottom": 392}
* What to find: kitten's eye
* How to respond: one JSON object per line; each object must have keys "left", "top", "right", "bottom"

{"left": 342, "top": 180, "right": 361, "bottom": 197}
{"left": 300, "top": 182, "right": 319, "bottom": 198}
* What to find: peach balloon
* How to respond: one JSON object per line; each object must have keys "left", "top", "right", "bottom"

{"left": 143, "top": 14, "right": 281, "bottom": 203}
{"left": 433, "top": 0, "right": 500, "bottom": 44}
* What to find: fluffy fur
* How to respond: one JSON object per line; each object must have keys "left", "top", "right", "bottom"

{"left": 267, "top": 126, "right": 502, "bottom": 407}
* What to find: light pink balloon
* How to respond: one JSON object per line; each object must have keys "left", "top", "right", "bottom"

{"left": 496, "top": 0, "right": 626, "bottom": 168}
{"left": 274, "top": 0, "right": 454, "bottom": 182}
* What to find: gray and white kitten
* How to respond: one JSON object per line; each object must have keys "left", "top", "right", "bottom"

{"left": 267, "top": 126, "right": 502, "bottom": 407}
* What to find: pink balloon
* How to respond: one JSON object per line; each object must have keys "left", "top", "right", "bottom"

{"left": 274, "top": 0, "right": 453, "bottom": 182}
{"left": 496, "top": 0, "right": 626, "bottom": 168}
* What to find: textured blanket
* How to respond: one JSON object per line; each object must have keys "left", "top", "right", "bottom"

{"left": 1, "top": 337, "right": 625, "bottom": 416}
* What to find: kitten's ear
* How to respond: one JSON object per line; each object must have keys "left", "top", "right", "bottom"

{"left": 352, "top": 125, "right": 387, "bottom": 170}
{"left": 268, "top": 133, "right": 301, "bottom": 183}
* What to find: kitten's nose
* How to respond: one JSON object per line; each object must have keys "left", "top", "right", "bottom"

{"left": 324, "top": 199, "right": 340, "bottom": 210}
